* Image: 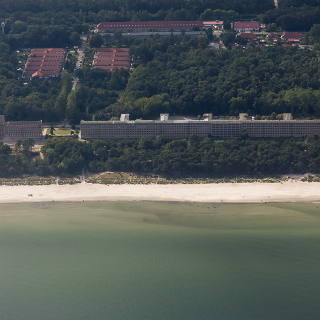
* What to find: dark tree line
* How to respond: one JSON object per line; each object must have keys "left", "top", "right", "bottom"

{"left": 261, "top": 0, "right": 320, "bottom": 31}
{"left": 1, "top": 0, "right": 319, "bottom": 50}
{"left": 2, "top": 136, "right": 320, "bottom": 177}
{"left": 279, "top": 0, "right": 320, "bottom": 8}
{"left": 0, "top": 0, "right": 274, "bottom": 49}
{"left": 108, "top": 40, "right": 320, "bottom": 119}
{"left": 1, "top": 0, "right": 274, "bottom": 15}
{"left": 262, "top": 6, "right": 320, "bottom": 31}
{"left": 2, "top": 34, "right": 320, "bottom": 122}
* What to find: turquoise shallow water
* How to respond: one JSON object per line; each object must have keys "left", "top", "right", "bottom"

{"left": 0, "top": 201, "right": 319, "bottom": 320}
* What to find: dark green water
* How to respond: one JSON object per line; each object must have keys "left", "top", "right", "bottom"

{"left": 0, "top": 201, "right": 319, "bottom": 320}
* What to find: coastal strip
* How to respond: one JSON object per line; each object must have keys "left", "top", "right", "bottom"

{"left": 0, "top": 181, "right": 320, "bottom": 204}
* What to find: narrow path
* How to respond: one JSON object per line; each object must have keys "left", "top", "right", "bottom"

{"left": 72, "top": 34, "right": 88, "bottom": 91}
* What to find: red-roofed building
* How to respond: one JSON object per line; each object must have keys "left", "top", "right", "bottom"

{"left": 203, "top": 21, "right": 224, "bottom": 30}
{"left": 93, "top": 48, "right": 130, "bottom": 72}
{"left": 23, "top": 48, "right": 66, "bottom": 79}
{"left": 281, "top": 32, "right": 305, "bottom": 42}
{"left": 267, "top": 33, "right": 279, "bottom": 42}
{"left": 237, "top": 33, "right": 257, "bottom": 40}
{"left": 233, "top": 21, "right": 261, "bottom": 33}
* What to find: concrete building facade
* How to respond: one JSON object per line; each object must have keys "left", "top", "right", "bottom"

{"left": 96, "top": 21, "right": 224, "bottom": 34}
{"left": 80, "top": 114, "right": 320, "bottom": 140}
{"left": 0, "top": 116, "right": 43, "bottom": 143}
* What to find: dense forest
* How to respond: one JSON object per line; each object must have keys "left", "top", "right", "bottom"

{"left": 54, "top": 37, "right": 320, "bottom": 121}
{"left": 0, "top": 36, "right": 72, "bottom": 122}
{"left": 261, "top": 0, "right": 320, "bottom": 31}
{"left": 279, "top": 0, "right": 320, "bottom": 7}
{"left": 1, "top": 0, "right": 274, "bottom": 17}
{"left": 1, "top": 136, "right": 320, "bottom": 177}
{"left": 0, "top": 0, "right": 320, "bottom": 123}
{"left": 2, "top": 33, "right": 320, "bottom": 122}
{"left": 1, "top": 0, "right": 274, "bottom": 48}
{"left": 110, "top": 42, "right": 320, "bottom": 119}
{"left": 1, "top": 0, "right": 320, "bottom": 177}
{"left": 1, "top": 0, "right": 317, "bottom": 49}
{"left": 262, "top": 7, "right": 320, "bottom": 31}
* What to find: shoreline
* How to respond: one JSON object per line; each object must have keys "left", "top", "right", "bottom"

{"left": 0, "top": 172, "right": 319, "bottom": 187}
{"left": 1, "top": 181, "right": 320, "bottom": 204}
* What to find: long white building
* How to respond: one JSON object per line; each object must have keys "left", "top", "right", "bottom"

{"left": 80, "top": 113, "right": 320, "bottom": 140}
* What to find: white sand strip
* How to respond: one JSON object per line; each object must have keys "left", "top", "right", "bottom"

{"left": 0, "top": 181, "right": 319, "bottom": 203}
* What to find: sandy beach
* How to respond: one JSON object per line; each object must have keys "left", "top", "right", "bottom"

{"left": 0, "top": 181, "right": 319, "bottom": 203}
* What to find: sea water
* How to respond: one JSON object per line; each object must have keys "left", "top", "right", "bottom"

{"left": 0, "top": 201, "right": 319, "bottom": 320}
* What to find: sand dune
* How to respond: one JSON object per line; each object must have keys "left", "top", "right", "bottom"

{"left": 0, "top": 181, "right": 319, "bottom": 203}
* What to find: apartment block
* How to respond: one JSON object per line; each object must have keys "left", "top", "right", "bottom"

{"left": 0, "top": 116, "right": 43, "bottom": 143}
{"left": 80, "top": 113, "right": 320, "bottom": 140}
{"left": 96, "top": 21, "right": 224, "bottom": 34}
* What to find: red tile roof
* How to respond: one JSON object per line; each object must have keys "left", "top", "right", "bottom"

{"left": 281, "top": 32, "right": 304, "bottom": 40}
{"left": 93, "top": 48, "right": 130, "bottom": 72}
{"left": 23, "top": 48, "right": 66, "bottom": 79}
{"left": 203, "top": 21, "right": 223, "bottom": 26}
{"left": 238, "top": 33, "right": 257, "bottom": 40}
